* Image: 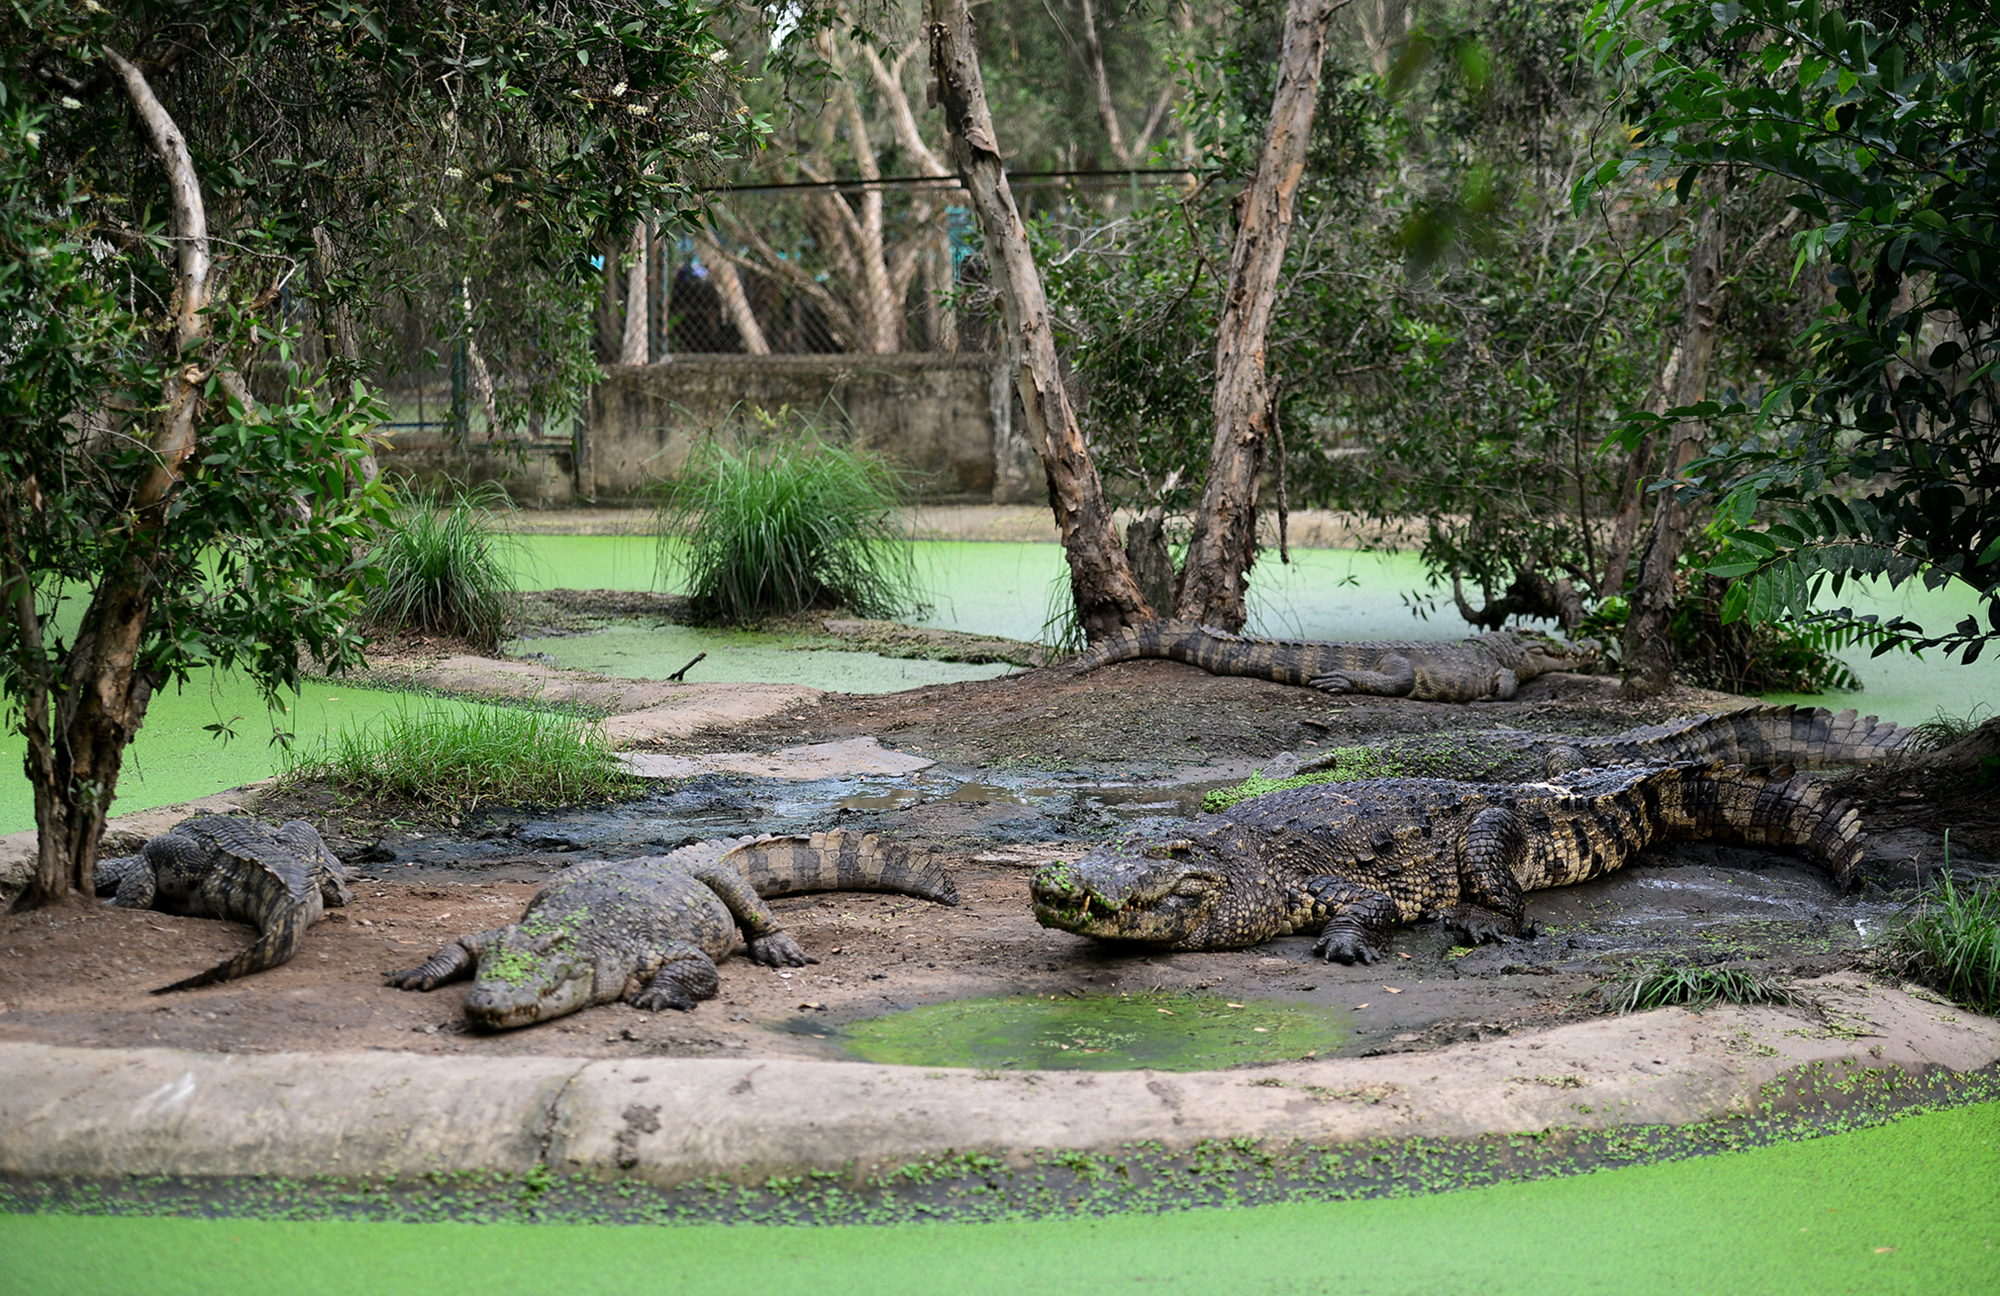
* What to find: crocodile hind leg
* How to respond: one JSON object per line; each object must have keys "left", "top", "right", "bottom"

{"left": 1305, "top": 879, "right": 1400, "bottom": 964}
{"left": 629, "top": 943, "right": 722, "bottom": 1011}
{"left": 693, "top": 863, "right": 820, "bottom": 967}
{"left": 386, "top": 928, "right": 505, "bottom": 991}
{"left": 1443, "top": 807, "right": 1533, "bottom": 946}
{"left": 1310, "top": 654, "right": 1416, "bottom": 697}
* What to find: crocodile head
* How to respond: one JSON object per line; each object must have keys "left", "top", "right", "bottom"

{"left": 1030, "top": 836, "right": 1233, "bottom": 948}
{"left": 463, "top": 924, "right": 593, "bottom": 1030}
{"left": 1484, "top": 630, "right": 1600, "bottom": 676}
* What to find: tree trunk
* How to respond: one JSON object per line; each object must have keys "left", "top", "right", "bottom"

{"left": 927, "top": 0, "right": 1151, "bottom": 640}
{"left": 696, "top": 231, "right": 769, "bottom": 354}
{"left": 593, "top": 226, "right": 625, "bottom": 364}
{"left": 1621, "top": 197, "right": 1727, "bottom": 699}
{"left": 1174, "top": 0, "right": 1347, "bottom": 631}
{"left": 12, "top": 48, "right": 211, "bottom": 910}
{"left": 619, "top": 221, "right": 650, "bottom": 366}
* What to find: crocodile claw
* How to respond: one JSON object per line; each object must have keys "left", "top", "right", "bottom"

{"left": 1312, "top": 928, "right": 1382, "bottom": 965}
{"left": 748, "top": 931, "right": 818, "bottom": 967}
{"left": 1443, "top": 905, "right": 1527, "bottom": 947}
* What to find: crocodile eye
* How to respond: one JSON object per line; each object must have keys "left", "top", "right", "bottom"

{"left": 1171, "top": 877, "right": 1213, "bottom": 898}
{"left": 1146, "top": 839, "right": 1195, "bottom": 859}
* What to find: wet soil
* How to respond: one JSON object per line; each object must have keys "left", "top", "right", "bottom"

{"left": 0, "top": 658, "right": 1988, "bottom": 1068}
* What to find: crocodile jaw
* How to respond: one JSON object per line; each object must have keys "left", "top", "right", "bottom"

{"left": 464, "top": 940, "right": 593, "bottom": 1031}
{"left": 1029, "top": 852, "right": 1221, "bottom": 946}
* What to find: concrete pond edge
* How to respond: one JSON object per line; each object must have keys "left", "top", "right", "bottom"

{"left": 3, "top": 974, "right": 1994, "bottom": 1194}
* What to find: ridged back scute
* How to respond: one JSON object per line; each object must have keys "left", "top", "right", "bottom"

{"left": 723, "top": 829, "right": 959, "bottom": 905}
{"left": 181, "top": 815, "right": 315, "bottom": 904}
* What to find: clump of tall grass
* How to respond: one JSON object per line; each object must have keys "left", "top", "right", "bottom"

{"left": 363, "top": 482, "right": 518, "bottom": 649}
{"left": 1887, "top": 867, "right": 2000, "bottom": 1015}
{"left": 281, "top": 699, "right": 632, "bottom": 810}
{"left": 1599, "top": 959, "right": 1797, "bottom": 1014}
{"left": 657, "top": 425, "right": 920, "bottom": 625}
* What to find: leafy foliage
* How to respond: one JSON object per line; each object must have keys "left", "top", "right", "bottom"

{"left": 1587, "top": 0, "right": 2000, "bottom": 660}
{"left": 363, "top": 484, "right": 519, "bottom": 651}
{"left": 281, "top": 699, "right": 633, "bottom": 811}
{"left": 657, "top": 417, "right": 921, "bottom": 625}
{"left": 1887, "top": 869, "right": 2000, "bottom": 1015}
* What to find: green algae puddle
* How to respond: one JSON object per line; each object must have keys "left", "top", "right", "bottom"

{"left": 838, "top": 993, "right": 1350, "bottom": 1071}
{"left": 511, "top": 621, "right": 1018, "bottom": 694}
{"left": 6, "top": 1100, "right": 1996, "bottom": 1295}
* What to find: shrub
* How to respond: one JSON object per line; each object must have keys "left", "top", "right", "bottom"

{"left": 1888, "top": 868, "right": 2000, "bottom": 1016}
{"left": 1599, "top": 960, "right": 1796, "bottom": 1014}
{"left": 658, "top": 421, "right": 919, "bottom": 625}
{"left": 363, "top": 482, "right": 518, "bottom": 649}
{"left": 281, "top": 699, "right": 632, "bottom": 810}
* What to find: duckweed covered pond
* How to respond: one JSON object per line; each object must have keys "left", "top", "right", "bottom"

{"left": 839, "top": 993, "right": 1350, "bottom": 1072}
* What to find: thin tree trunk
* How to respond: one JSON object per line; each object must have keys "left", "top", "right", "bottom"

{"left": 696, "top": 231, "right": 769, "bottom": 354}
{"left": 309, "top": 227, "right": 379, "bottom": 481}
{"left": 619, "top": 221, "right": 649, "bottom": 366}
{"left": 1174, "top": 0, "right": 1348, "bottom": 631}
{"left": 927, "top": 0, "right": 1151, "bottom": 639}
{"left": 1621, "top": 197, "right": 1727, "bottom": 698}
{"left": 594, "top": 226, "right": 625, "bottom": 364}
{"left": 1079, "top": 0, "right": 1132, "bottom": 166}
{"left": 13, "top": 48, "right": 212, "bottom": 909}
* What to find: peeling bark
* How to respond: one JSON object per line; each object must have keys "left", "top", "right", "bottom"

{"left": 1622, "top": 198, "right": 1727, "bottom": 699}
{"left": 928, "top": 0, "right": 1151, "bottom": 639}
{"left": 1174, "top": 0, "right": 1349, "bottom": 631}
{"left": 13, "top": 48, "right": 213, "bottom": 909}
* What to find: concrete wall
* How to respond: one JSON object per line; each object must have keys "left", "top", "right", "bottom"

{"left": 580, "top": 354, "right": 1039, "bottom": 505}
{"left": 371, "top": 430, "right": 578, "bottom": 509}
{"left": 373, "top": 354, "right": 1043, "bottom": 507}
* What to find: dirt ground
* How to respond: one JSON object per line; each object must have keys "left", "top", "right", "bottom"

{"left": 1, "top": 652, "right": 1991, "bottom": 1066}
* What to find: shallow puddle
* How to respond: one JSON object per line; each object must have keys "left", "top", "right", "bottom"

{"left": 839, "top": 992, "right": 1350, "bottom": 1072}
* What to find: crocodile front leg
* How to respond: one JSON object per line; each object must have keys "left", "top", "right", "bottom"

{"left": 694, "top": 864, "right": 820, "bottom": 967}
{"left": 1311, "top": 654, "right": 1416, "bottom": 698}
{"left": 1305, "top": 879, "right": 1400, "bottom": 964}
{"left": 386, "top": 928, "right": 506, "bottom": 991}
{"left": 1442, "top": 807, "right": 1532, "bottom": 946}
{"left": 629, "top": 942, "right": 722, "bottom": 1011}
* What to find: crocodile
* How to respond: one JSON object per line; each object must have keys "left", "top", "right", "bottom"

{"left": 386, "top": 829, "right": 957, "bottom": 1030}
{"left": 1031, "top": 762, "right": 1862, "bottom": 962}
{"left": 94, "top": 816, "right": 352, "bottom": 993}
{"left": 1070, "top": 621, "right": 1599, "bottom": 702}
{"left": 1236, "top": 704, "right": 1913, "bottom": 795}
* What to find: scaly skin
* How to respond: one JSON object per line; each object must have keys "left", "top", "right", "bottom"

{"left": 1070, "top": 622, "right": 1598, "bottom": 702}
{"left": 386, "top": 829, "right": 958, "bottom": 1031}
{"left": 1031, "top": 762, "right": 1863, "bottom": 963}
{"left": 94, "top": 816, "right": 351, "bottom": 993}
{"left": 1278, "top": 704, "right": 1913, "bottom": 784}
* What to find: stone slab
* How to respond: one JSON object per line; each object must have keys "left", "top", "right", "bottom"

{"left": 2, "top": 975, "right": 1992, "bottom": 1184}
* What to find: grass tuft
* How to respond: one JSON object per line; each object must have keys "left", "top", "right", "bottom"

{"left": 363, "top": 482, "right": 518, "bottom": 650}
{"left": 657, "top": 417, "right": 919, "bottom": 625}
{"left": 280, "top": 699, "right": 634, "bottom": 811}
{"left": 1599, "top": 960, "right": 1796, "bottom": 1014}
{"left": 1887, "top": 866, "right": 2000, "bottom": 1015}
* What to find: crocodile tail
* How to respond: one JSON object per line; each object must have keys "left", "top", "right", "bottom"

{"left": 151, "top": 906, "right": 312, "bottom": 994}
{"left": 1597, "top": 705, "right": 1908, "bottom": 769}
{"left": 725, "top": 829, "right": 958, "bottom": 905}
{"left": 1069, "top": 619, "right": 1209, "bottom": 675}
{"left": 1645, "top": 762, "right": 1866, "bottom": 889}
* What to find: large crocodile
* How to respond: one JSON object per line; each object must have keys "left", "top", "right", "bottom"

{"left": 1031, "top": 762, "right": 1862, "bottom": 962}
{"left": 1070, "top": 622, "right": 1598, "bottom": 702}
{"left": 1238, "top": 704, "right": 1912, "bottom": 794}
{"left": 95, "top": 816, "right": 352, "bottom": 993}
{"left": 387, "top": 829, "right": 957, "bottom": 1030}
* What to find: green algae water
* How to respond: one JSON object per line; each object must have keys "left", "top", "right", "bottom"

{"left": 4, "top": 1100, "right": 1996, "bottom": 1294}
{"left": 839, "top": 993, "right": 1350, "bottom": 1071}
